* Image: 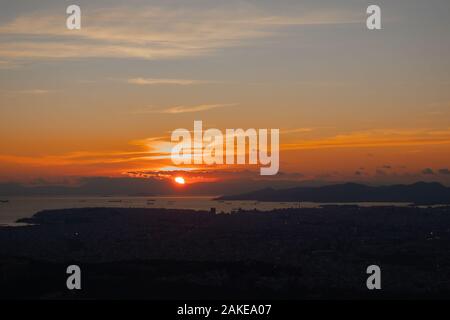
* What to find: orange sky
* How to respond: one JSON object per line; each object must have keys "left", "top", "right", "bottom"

{"left": 1, "top": 0, "right": 450, "bottom": 185}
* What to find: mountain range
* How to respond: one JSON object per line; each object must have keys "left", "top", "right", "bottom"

{"left": 218, "top": 182, "right": 450, "bottom": 204}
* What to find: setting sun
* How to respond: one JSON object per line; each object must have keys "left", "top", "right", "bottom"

{"left": 174, "top": 177, "right": 185, "bottom": 185}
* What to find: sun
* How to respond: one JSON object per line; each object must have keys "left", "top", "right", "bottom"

{"left": 174, "top": 176, "right": 185, "bottom": 185}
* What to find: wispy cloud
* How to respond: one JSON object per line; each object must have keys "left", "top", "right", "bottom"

{"left": 16, "top": 89, "right": 52, "bottom": 95}
{"left": 282, "top": 129, "right": 450, "bottom": 150}
{"left": 127, "top": 78, "right": 206, "bottom": 86}
{"left": 281, "top": 128, "right": 314, "bottom": 134}
{"left": 0, "top": 5, "right": 361, "bottom": 62}
{"left": 0, "top": 150, "right": 154, "bottom": 167}
{"left": 1, "top": 89, "right": 53, "bottom": 96}
{"left": 135, "top": 103, "right": 237, "bottom": 114}
{"left": 0, "top": 60, "right": 22, "bottom": 69}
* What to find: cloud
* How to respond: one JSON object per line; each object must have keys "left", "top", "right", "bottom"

{"left": 136, "top": 103, "right": 237, "bottom": 114}
{"left": 0, "top": 150, "right": 155, "bottom": 167}
{"left": 282, "top": 129, "right": 450, "bottom": 151}
{"left": 127, "top": 78, "right": 205, "bottom": 86}
{"left": 438, "top": 168, "right": 450, "bottom": 175}
{"left": 281, "top": 128, "right": 313, "bottom": 134}
{"left": 1, "top": 89, "right": 53, "bottom": 96}
{"left": 0, "top": 60, "right": 22, "bottom": 69}
{"left": 422, "top": 168, "right": 435, "bottom": 175}
{"left": 127, "top": 169, "right": 306, "bottom": 184}
{"left": 17, "top": 89, "right": 51, "bottom": 95}
{"left": 0, "top": 5, "right": 361, "bottom": 62}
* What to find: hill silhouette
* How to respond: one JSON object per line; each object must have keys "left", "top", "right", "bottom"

{"left": 218, "top": 182, "right": 450, "bottom": 204}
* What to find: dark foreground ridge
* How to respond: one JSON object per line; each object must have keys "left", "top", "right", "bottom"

{"left": 218, "top": 181, "right": 450, "bottom": 204}
{"left": 1, "top": 206, "right": 450, "bottom": 299}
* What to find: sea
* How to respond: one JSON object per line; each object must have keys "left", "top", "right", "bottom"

{"left": 0, "top": 196, "right": 413, "bottom": 226}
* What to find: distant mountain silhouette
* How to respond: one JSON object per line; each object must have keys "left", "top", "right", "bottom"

{"left": 218, "top": 182, "right": 450, "bottom": 204}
